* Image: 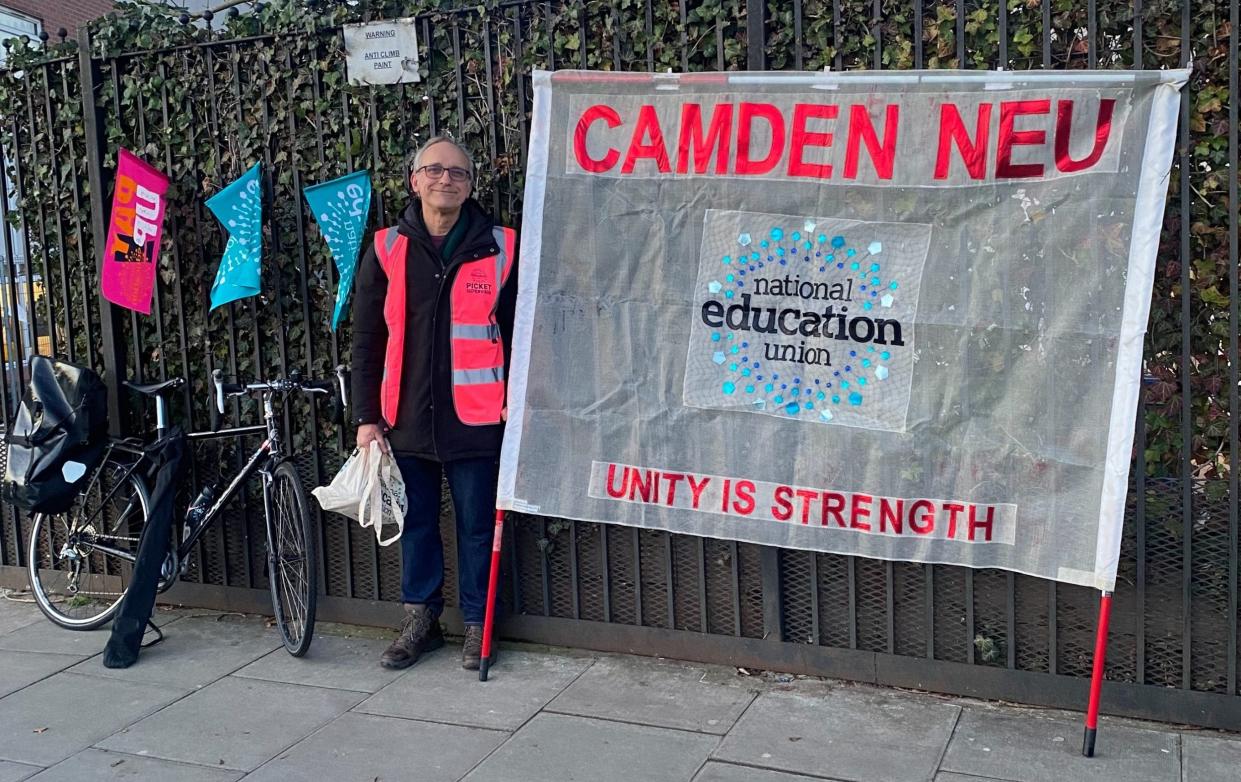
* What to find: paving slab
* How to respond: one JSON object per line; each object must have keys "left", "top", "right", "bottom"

{"left": 233, "top": 635, "right": 404, "bottom": 693}
{"left": 0, "top": 760, "right": 40, "bottom": 782}
{"left": 713, "top": 685, "right": 961, "bottom": 782}
{"left": 0, "top": 620, "right": 110, "bottom": 657}
{"left": 0, "top": 672, "right": 186, "bottom": 767}
{"left": 464, "top": 712, "right": 718, "bottom": 782}
{"left": 98, "top": 676, "right": 363, "bottom": 772}
{"left": 0, "top": 598, "right": 43, "bottom": 637}
{"left": 1183, "top": 733, "right": 1241, "bottom": 782}
{"left": 356, "top": 647, "right": 592, "bottom": 730}
{"left": 244, "top": 711, "right": 507, "bottom": 782}
{"left": 934, "top": 774, "right": 1011, "bottom": 782}
{"left": 546, "top": 655, "right": 757, "bottom": 734}
{"left": 26, "top": 749, "right": 242, "bottom": 781}
{"left": 68, "top": 615, "right": 279, "bottom": 689}
{"left": 695, "top": 760, "right": 846, "bottom": 781}
{"left": 939, "top": 706, "right": 1179, "bottom": 782}
{"left": 0, "top": 651, "right": 83, "bottom": 699}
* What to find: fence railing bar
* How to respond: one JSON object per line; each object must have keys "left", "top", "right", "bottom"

{"left": 697, "top": 536, "right": 708, "bottom": 633}
{"left": 794, "top": 0, "right": 804, "bottom": 70}
{"left": 1042, "top": 0, "right": 1052, "bottom": 67}
{"left": 321, "top": 44, "right": 355, "bottom": 598}
{"left": 132, "top": 73, "right": 167, "bottom": 383}
{"left": 665, "top": 533, "right": 676, "bottom": 628}
{"left": 1048, "top": 582, "right": 1057, "bottom": 675}
{"left": 955, "top": 0, "right": 964, "bottom": 65}
{"left": 508, "top": 515, "right": 523, "bottom": 616}
{"left": 60, "top": 58, "right": 96, "bottom": 373}
{"left": 79, "top": 31, "right": 130, "bottom": 438}
{"left": 871, "top": 0, "right": 881, "bottom": 70}
{"left": 569, "top": 521, "right": 581, "bottom": 619}
{"left": 0, "top": 122, "right": 22, "bottom": 406}
{"left": 578, "top": 3, "right": 589, "bottom": 70}
{"left": 847, "top": 555, "right": 858, "bottom": 649}
{"left": 997, "top": 0, "right": 1008, "bottom": 68}
{"left": 540, "top": 517, "right": 551, "bottom": 616}
{"left": 761, "top": 546, "right": 782, "bottom": 641}
{"left": 21, "top": 70, "right": 53, "bottom": 361}
{"left": 282, "top": 45, "right": 328, "bottom": 596}
{"left": 212, "top": 43, "right": 245, "bottom": 590}
{"left": 104, "top": 63, "right": 143, "bottom": 388}
{"left": 40, "top": 64, "right": 72, "bottom": 364}
{"left": 1178, "top": 0, "right": 1193, "bottom": 692}
{"left": 925, "top": 564, "right": 935, "bottom": 658}
{"left": 832, "top": 0, "right": 842, "bottom": 71}
{"left": 633, "top": 527, "right": 643, "bottom": 626}
{"left": 809, "top": 552, "right": 820, "bottom": 644}
{"left": 175, "top": 45, "right": 217, "bottom": 582}
{"left": 1006, "top": 572, "right": 1016, "bottom": 669}
{"left": 600, "top": 524, "right": 611, "bottom": 623}
{"left": 514, "top": 10, "right": 530, "bottom": 176}
{"left": 154, "top": 55, "right": 204, "bottom": 576}
{"left": 483, "top": 18, "right": 504, "bottom": 218}
{"left": 1133, "top": 0, "right": 1143, "bottom": 68}
{"left": 644, "top": 0, "right": 654, "bottom": 70}
{"left": 884, "top": 561, "right": 894, "bottom": 655}
{"left": 965, "top": 569, "right": 975, "bottom": 665}
{"left": 1089, "top": 0, "right": 1099, "bottom": 67}
{"left": 610, "top": 6, "right": 622, "bottom": 71}
{"left": 1135, "top": 386, "right": 1147, "bottom": 685}
{"left": 545, "top": 1, "right": 556, "bottom": 70}
{"left": 678, "top": 0, "right": 689, "bottom": 72}
{"left": 1228, "top": 0, "right": 1239, "bottom": 697}
{"left": 914, "top": 0, "right": 923, "bottom": 69}
{"left": 452, "top": 22, "right": 468, "bottom": 140}
{"left": 730, "top": 541, "right": 741, "bottom": 637}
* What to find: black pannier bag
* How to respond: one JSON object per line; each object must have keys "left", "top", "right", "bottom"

{"left": 2, "top": 356, "right": 109, "bottom": 514}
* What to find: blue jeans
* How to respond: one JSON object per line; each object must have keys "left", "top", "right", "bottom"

{"left": 394, "top": 455, "right": 497, "bottom": 625}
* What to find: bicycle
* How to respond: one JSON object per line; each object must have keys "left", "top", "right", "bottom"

{"left": 24, "top": 366, "right": 348, "bottom": 656}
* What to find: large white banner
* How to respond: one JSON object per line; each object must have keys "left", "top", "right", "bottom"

{"left": 500, "top": 69, "right": 1188, "bottom": 591}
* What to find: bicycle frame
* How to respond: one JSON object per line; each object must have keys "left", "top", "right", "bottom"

{"left": 79, "top": 391, "right": 287, "bottom": 568}
{"left": 179, "top": 392, "right": 287, "bottom": 558}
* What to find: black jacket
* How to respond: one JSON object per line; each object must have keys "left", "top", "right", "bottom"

{"left": 350, "top": 198, "right": 517, "bottom": 461}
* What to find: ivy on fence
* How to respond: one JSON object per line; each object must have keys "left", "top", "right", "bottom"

{"left": 0, "top": 0, "right": 1232, "bottom": 487}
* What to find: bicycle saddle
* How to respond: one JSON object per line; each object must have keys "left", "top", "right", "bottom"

{"left": 124, "top": 378, "right": 185, "bottom": 396}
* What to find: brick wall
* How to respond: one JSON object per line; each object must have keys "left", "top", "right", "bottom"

{"left": 1, "top": 0, "right": 115, "bottom": 40}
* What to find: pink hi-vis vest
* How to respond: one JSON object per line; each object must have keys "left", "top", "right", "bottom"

{"left": 374, "top": 225, "right": 517, "bottom": 427}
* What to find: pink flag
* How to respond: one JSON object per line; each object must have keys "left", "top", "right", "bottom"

{"left": 101, "top": 149, "right": 169, "bottom": 314}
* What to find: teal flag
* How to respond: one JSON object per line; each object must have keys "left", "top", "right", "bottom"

{"left": 304, "top": 171, "right": 372, "bottom": 330}
{"left": 207, "top": 162, "right": 263, "bottom": 310}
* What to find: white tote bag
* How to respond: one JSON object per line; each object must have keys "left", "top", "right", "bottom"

{"left": 312, "top": 441, "right": 407, "bottom": 546}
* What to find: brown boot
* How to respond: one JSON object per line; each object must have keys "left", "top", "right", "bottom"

{"left": 380, "top": 604, "right": 444, "bottom": 670}
{"left": 462, "top": 624, "right": 487, "bottom": 670}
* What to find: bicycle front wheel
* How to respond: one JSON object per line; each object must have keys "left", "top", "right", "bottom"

{"left": 27, "top": 459, "right": 151, "bottom": 629}
{"left": 266, "top": 459, "right": 317, "bottom": 656}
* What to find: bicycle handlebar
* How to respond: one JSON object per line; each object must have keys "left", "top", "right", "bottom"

{"left": 212, "top": 366, "right": 349, "bottom": 415}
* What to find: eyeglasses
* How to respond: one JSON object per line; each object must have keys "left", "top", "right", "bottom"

{"left": 416, "top": 163, "right": 472, "bottom": 183}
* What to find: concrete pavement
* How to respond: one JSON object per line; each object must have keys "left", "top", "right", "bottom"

{"left": 0, "top": 592, "right": 1236, "bottom": 781}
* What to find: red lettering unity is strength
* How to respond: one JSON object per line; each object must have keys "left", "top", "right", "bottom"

{"left": 570, "top": 97, "right": 1116, "bottom": 184}
{"left": 586, "top": 462, "right": 1017, "bottom": 546}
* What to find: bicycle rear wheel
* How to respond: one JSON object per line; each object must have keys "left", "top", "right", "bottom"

{"left": 266, "top": 459, "right": 317, "bottom": 656}
{"left": 27, "top": 458, "right": 151, "bottom": 629}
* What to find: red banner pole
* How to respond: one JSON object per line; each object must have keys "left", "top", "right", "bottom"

{"left": 1081, "top": 590, "right": 1113, "bottom": 757}
{"left": 479, "top": 509, "right": 505, "bottom": 682}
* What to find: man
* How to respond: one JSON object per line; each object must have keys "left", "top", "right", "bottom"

{"left": 351, "top": 136, "right": 517, "bottom": 670}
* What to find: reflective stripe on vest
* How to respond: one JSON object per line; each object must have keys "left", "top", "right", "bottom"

{"left": 373, "top": 224, "right": 516, "bottom": 428}
{"left": 449, "top": 225, "right": 516, "bottom": 425}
